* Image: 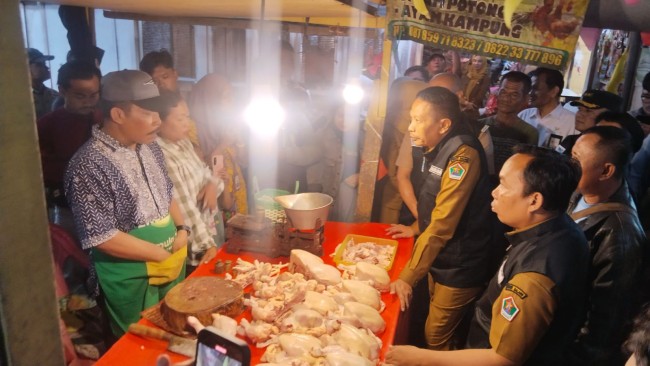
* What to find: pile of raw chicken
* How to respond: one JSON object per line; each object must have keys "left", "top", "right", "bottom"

{"left": 211, "top": 249, "right": 392, "bottom": 366}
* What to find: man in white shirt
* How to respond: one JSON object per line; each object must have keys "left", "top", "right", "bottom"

{"left": 518, "top": 67, "right": 576, "bottom": 147}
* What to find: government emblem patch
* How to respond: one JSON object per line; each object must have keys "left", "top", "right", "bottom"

{"left": 500, "top": 296, "right": 519, "bottom": 322}
{"left": 448, "top": 162, "right": 466, "bottom": 180}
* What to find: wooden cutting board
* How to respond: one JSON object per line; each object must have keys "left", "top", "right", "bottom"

{"left": 160, "top": 276, "right": 244, "bottom": 333}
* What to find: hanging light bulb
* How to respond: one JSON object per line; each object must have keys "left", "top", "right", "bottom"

{"left": 243, "top": 84, "right": 285, "bottom": 137}
{"left": 342, "top": 83, "right": 364, "bottom": 105}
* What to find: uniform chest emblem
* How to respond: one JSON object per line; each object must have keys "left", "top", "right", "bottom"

{"left": 501, "top": 296, "right": 520, "bottom": 321}
{"left": 448, "top": 162, "right": 466, "bottom": 180}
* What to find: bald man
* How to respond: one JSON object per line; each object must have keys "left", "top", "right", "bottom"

{"left": 396, "top": 73, "right": 468, "bottom": 224}
{"left": 394, "top": 74, "right": 478, "bottom": 348}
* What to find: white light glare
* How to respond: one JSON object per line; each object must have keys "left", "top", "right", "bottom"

{"left": 342, "top": 83, "right": 364, "bottom": 105}
{"left": 244, "top": 94, "right": 285, "bottom": 136}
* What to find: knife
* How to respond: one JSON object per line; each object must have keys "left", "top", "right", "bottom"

{"left": 128, "top": 323, "right": 197, "bottom": 358}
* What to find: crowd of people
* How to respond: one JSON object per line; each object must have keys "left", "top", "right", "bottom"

{"left": 373, "top": 51, "right": 650, "bottom": 365}
{"left": 31, "top": 42, "right": 366, "bottom": 364}
{"left": 30, "top": 43, "right": 650, "bottom": 365}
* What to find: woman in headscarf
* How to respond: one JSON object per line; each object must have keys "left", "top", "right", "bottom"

{"left": 189, "top": 74, "right": 248, "bottom": 218}
{"left": 462, "top": 55, "right": 491, "bottom": 109}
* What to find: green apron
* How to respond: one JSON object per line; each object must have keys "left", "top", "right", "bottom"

{"left": 93, "top": 214, "right": 186, "bottom": 336}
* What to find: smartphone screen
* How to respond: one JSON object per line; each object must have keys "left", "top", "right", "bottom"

{"left": 196, "top": 342, "right": 243, "bottom": 366}
{"left": 195, "top": 327, "right": 250, "bottom": 366}
{"left": 212, "top": 155, "right": 224, "bottom": 171}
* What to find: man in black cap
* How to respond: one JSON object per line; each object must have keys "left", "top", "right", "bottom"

{"left": 556, "top": 89, "right": 623, "bottom": 155}
{"left": 65, "top": 70, "right": 189, "bottom": 337}
{"left": 27, "top": 47, "right": 58, "bottom": 119}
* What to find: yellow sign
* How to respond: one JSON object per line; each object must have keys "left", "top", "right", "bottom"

{"left": 387, "top": 0, "right": 592, "bottom": 70}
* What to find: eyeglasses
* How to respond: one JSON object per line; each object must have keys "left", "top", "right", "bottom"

{"left": 641, "top": 94, "right": 650, "bottom": 100}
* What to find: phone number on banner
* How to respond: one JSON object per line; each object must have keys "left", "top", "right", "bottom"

{"left": 391, "top": 23, "right": 567, "bottom": 69}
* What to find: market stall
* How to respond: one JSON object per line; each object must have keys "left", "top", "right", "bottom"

{"left": 95, "top": 221, "right": 414, "bottom": 365}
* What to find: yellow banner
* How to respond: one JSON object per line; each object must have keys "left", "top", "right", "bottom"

{"left": 387, "top": 0, "right": 592, "bottom": 70}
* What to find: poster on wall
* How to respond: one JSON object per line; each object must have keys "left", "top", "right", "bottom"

{"left": 386, "top": 0, "right": 592, "bottom": 70}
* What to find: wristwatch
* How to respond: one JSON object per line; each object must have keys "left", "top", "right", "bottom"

{"left": 176, "top": 225, "right": 191, "bottom": 236}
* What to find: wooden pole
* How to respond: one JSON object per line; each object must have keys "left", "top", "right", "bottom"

{"left": 355, "top": 36, "right": 392, "bottom": 222}
{"left": 0, "top": 1, "right": 64, "bottom": 364}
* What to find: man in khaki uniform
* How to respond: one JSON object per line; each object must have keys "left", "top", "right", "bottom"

{"left": 388, "top": 87, "right": 495, "bottom": 349}
{"left": 387, "top": 145, "right": 590, "bottom": 365}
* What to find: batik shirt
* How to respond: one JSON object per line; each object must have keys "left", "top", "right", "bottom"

{"left": 65, "top": 125, "right": 173, "bottom": 250}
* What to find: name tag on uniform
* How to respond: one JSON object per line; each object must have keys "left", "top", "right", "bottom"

{"left": 429, "top": 165, "right": 443, "bottom": 176}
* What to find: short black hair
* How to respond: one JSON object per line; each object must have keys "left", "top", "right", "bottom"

{"left": 501, "top": 71, "right": 532, "bottom": 95}
{"left": 643, "top": 71, "right": 650, "bottom": 91}
{"left": 139, "top": 49, "right": 174, "bottom": 75}
{"left": 513, "top": 145, "right": 581, "bottom": 213}
{"left": 595, "top": 111, "right": 644, "bottom": 153}
{"left": 624, "top": 304, "right": 650, "bottom": 366}
{"left": 580, "top": 125, "right": 633, "bottom": 179}
{"left": 427, "top": 53, "right": 446, "bottom": 64}
{"left": 405, "top": 65, "right": 429, "bottom": 80}
{"left": 529, "top": 67, "right": 564, "bottom": 98}
{"left": 99, "top": 100, "right": 132, "bottom": 121}
{"left": 416, "top": 86, "right": 462, "bottom": 125}
{"left": 158, "top": 90, "right": 183, "bottom": 121}
{"left": 57, "top": 60, "right": 101, "bottom": 89}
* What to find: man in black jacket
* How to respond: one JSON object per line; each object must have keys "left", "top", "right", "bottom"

{"left": 387, "top": 145, "right": 590, "bottom": 366}
{"left": 387, "top": 87, "right": 494, "bottom": 350}
{"left": 567, "top": 125, "right": 647, "bottom": 365}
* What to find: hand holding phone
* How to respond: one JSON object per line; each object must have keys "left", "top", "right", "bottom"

{"left": 212, "top": 155, "right": 224, "bottom": 172}
{"left": 196, "top": 327, "right": 250, "bottom": 366}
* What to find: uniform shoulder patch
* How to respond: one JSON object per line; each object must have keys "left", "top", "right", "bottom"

{"left": 505, "top": 283, "right": 528, "bottom": 299}
{"left": 500, "top": 296, "right": 520, "bottom": 322}
{"left": 450, "top": 155, "right": 470, "bottom": 164}
{"left": 448, "top": 162, "right": 466, "bottom": 180}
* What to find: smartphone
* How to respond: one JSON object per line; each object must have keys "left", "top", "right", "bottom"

{"left": 195, "top": 327, "right": 250, "bottom": 366}
{"left": 212, "top": 155, "right": 223, "bottom": 175}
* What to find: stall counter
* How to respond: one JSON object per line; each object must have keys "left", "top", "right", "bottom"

{"left": 95, "top": 221, "right": 414, "bottom": 365}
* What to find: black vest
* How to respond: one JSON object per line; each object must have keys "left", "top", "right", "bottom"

{"left": 416, "top": 134, "right": 494, "bottom": 288}
{"left": 467, "top": 214, "right": 590, "bottom": 365}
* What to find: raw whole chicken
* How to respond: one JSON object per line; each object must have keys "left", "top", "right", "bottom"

{"left": 261, "top": 333, "right": 322, "bottom": 364}
{"left": 211, "top": 314, "right": 238, "bottom": 337}
{"left": 291, "top": 249, "right": 341, "bottom": 285}
{"left": 342, "top": 280, "right": 381, "bottom": 311}
{"left": 325, "top": 350, "right": 375, "bottom": 366}
{"left": 354, "top": 262, "right": 390, "bottom": 292}
{"left": 278, "top": 333, "right": 322, "bottom": 357}
{"left": 238, "top": 318, "right": 279, "bottom": 346}
{"left": 343, "top": 302, "right": 386, "bottom": 335}
{"left": 303, "top": 291, "right": 338, "bottom": 315}
{"left": 324, "top": 323, "right": 382, "bottom": 361}
{"left": 289, "top": 249, "right": 324, "bottom": 271}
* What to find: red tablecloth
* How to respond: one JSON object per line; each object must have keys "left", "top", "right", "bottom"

{"left": 96, "top": 221, "right": 414, "bottom": 365}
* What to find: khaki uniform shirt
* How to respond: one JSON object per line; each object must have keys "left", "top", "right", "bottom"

{"left": 399, "top": 144, "right": 481, "bottom": 286}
